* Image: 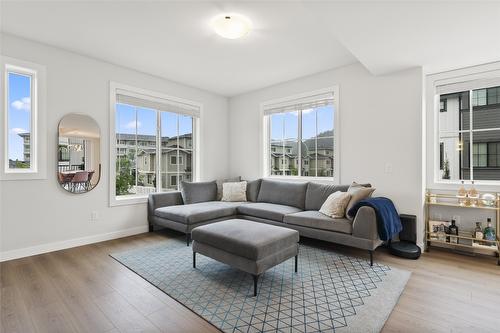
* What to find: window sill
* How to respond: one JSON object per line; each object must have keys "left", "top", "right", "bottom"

{"left": 110, "top": 195, "right": 148, "bottom": 207}
{"left": 430, "top": 180, "right": 500, "bottom": 192}
{"left": 265, "top": 175, "right": 338, "bottom": 184}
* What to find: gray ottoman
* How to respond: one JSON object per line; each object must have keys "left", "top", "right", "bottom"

{"left": 191, "top": 219, "right": 299, "bottom": 296}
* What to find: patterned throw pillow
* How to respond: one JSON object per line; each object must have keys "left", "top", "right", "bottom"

{"left": 319, "top": 191, "right": 352, "bottom": 218}
{"left": 345, "top": 182, "right": 376, "bottom": 220}
{"left": 221, "top": 181, "right": 248, "bottom": 202}
{"left": 216, "top": 176, "right": 241, "bottom": 200}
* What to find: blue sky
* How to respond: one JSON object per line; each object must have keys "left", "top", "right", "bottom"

{"left": 271, "top": 105, "right": 334, "bottom": 141}
{"left": 8, "top": 72, "right": 31, "bottom": 161}
{"left": 116, "top": 103, "right": 192, "bottom": 138}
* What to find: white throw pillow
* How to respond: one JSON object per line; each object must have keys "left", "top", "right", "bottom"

{"left": 221, "top": 181, "right": 248, "bottom": 202}
{"left": 319, "top": 191, "right": 352, "bottom": 218}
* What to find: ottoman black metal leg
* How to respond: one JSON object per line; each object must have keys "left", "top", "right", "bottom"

{"left": 252, "top": 275, "right": 259, "bottom": 297}
{"left": 369, "top": 250, "right": 373, "bottom": 266}
{"left": 294, "top": 255, "right": 298, "bottom": 273}
{"left": 193, "top": 252, "right": 196, "bottom": 268}
{"left": 186, "top": 233, "right": 191, "bottom": 246}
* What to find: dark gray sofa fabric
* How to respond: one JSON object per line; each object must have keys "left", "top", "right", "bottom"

{"left": 304, "top": 183, "right": 349, "bottom": 211}
{"left": 180, "top": 181, "right": 217, "bottom": 204}
{"left": 284, "top": 211, "right": 352, "bottom": 234}
{"left": 257, "top": 179, "right": 307, "bottom": 209}
{"left": 246, "top": 179, "right": 262, "bottom": 202}
{"left": 147, "top": 191, "right": 183, "bottom": 226}
{"left": 155, "top": 201, "right": 242, "bottom": 225}
{"left": 216, "top": 176, "right": 241, "bottom": 200}
{"left": 237, "top": 202, "right": 302, "bottom": 221}
{"left": 191, "top": 220, "right": 299, "bottom": 261}
{"left": 192, "top": 241, "right": 298, "bottom": 276}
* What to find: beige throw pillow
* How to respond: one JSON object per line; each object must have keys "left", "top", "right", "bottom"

{"left": 216, "top": 176, "right": 241, "bottom": 200}
{"left": 319, "top": 191, "right": 352, "bottom": 218}
{"left": 221, "top": 181, "right": 248, "bottom": 202}
{"left": 345, "top": 182, "right": 376, "bottom": 220}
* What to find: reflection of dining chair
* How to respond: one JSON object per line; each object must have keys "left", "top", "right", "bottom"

{"left": 71, "top": 171, "right": 89, "bottom": 192}
{"left": 59, "top": 172, "right": 73, "bottom": 190}
{"left": 86, "top": 170, "right": 95, "bottom": 190}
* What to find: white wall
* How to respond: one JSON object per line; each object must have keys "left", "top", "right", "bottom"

{"left": 228, "top": 63, "right": 425, "bottom": 245}
{"left": 0, "top": 34, "right": 229, "bottom": 259}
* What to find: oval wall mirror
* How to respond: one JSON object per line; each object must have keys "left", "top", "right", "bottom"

{"left": 57, "top": 114, "right": 101, "bottom": 193}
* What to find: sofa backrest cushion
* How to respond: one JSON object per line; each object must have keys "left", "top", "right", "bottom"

{"left": 180, "top": 180, "right": 217, "bottom": 204}
{"left": 305, "top": 183, "right": 349, "bottom": 211}
{"left": 246, "top": 179, "right": 262, "bottom": 202}
{"left": 257, "top": 179, "right": 308, "bottom": 209}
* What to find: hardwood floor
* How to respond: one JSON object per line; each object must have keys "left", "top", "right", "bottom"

{"left": 1, "top": 231, "right": 499, "bottom": 333}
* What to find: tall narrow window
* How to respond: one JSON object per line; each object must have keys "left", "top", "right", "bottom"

{"left": 264, "top": 89, "right": 337, "bottom": 180}
{"left": 5, "top": 64, "right": 36, "bottom": 172}
{"left": 111, "top": 83, "right": 199, "bottom": 203}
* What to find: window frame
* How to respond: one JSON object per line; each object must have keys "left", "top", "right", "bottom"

{"left": 261, "top": 86, "right": 340, "bottom": 183}
{"left": 109, "top": 82, "right": 201, "bottom": 206}
{"left": 1, "top": 57, "right": 47, "bottom": 180}
{"left": 427, "top": 62, "right": 500, "bottom": 189}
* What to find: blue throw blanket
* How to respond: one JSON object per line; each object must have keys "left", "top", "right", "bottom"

{"left": 347, "top": 197, "right": 402, "bottom": 241}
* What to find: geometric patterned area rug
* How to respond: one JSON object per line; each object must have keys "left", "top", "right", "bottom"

{"left": 111, "top": 238, "right": 410, "bottom": 333}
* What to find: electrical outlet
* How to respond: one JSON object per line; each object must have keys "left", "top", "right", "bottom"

{"left": 384, "top": 163, "right": 393, "bottom": 174}
{"left": 91, "top": 211, "right": 99, "bottom": 222}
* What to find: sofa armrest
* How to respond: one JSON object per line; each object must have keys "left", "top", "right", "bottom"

{"left": 148, "top": 191, "right": 184, "bottom": 225}
{"left": 351, "top": 206, "right": 379, "bottom": 240}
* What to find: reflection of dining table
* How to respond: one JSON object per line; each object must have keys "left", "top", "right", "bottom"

{"left": 58, "top": 170, "right": 95, "bottom": 192}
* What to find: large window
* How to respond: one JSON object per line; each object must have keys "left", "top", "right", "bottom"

{"left": 264, "top": 89, "right": 337, "bottom": 180}
{"left": 111, "top": 83, "right": 199, "bottom": 204}
{"left": 4, "top": 63, "right": 37, "bottom": 172}
{"left": 437, "top": 82, "right": 500, "bottom": 182}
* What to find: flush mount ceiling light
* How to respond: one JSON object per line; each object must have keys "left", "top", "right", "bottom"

{"left": 211, "top": 13, "right": 252, "bottom": 39}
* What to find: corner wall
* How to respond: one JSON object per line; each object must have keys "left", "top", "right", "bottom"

{"left": 228, "top": 63, "right": 425, "bottom": 245}
{"left": 0, "top": 34, "right": 230, "bottom": 260}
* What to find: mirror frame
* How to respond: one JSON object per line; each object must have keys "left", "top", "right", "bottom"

{"left": 57, "top": 113, "right": 101, "bottom": 194}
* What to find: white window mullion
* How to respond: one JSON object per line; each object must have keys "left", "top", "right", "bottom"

{"left": 134, "top": 107, "right": 138, "bottom": 190}
{"left": 176, "top": 114, "right": 180, "bottom": 191}
{"left": 315, "top": 109, "right": 318, "bottom": 177}
{"left": 281, "top": 114, "right": 285, "bottom": 175}
{"left": 298, "top": 109, "right": 302, "bottom": 177}
{"left": 156, "top": 110, "right": 161, "bottom": 192}
{"left": 469, "top": 89, "right": 474, "bottom": 181}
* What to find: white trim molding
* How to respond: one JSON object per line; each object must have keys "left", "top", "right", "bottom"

{"left": 0, "top": 225, "right": 148, "bottom": 262}
{"left": 1, "top": 56, "right": 47, "bottom": 180}
{"left": 426, "top": 61, "right": 500, "bottom": 190}
{"left": 260, "top": 86, "right": 340, "bottom": 184}
{"left": 109, "top": 81, "right": 202, "bottom": 206}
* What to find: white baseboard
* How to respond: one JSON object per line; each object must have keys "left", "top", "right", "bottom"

{"left": 0, "top": 225, "right": 149, "bottom": 262}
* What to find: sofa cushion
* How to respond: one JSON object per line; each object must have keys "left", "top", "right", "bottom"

{"left": 305, "top": 182, "right": 349, "bottom": 211}
{"left": 180, "top": 181, "right": 217, "bottom": 204}
{"left": 191, "top": 219, "right": 299, "bottom": 260}
{"left": 237, "top": 202, "right": 302, "bottom": 222}
{"left": 216, "top": 176, "right": 241, "bottom": 200}
{"left": 222, "top": 181, "right": 247, "bottom": 202}
{"left": 246, "top": 179, "right": 262, "bottom": 202}
{"left": 284, "top": 210, "right": 353, "bottom": 234}
{"left": 155, "top": 201, "right": 242, "bottom": 225}
{"left": 257, "top": 179, "right": 307, "bottom": 209}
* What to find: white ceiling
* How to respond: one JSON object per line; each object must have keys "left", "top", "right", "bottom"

{"left": 2, "top": 1, "right": 500, "bottom": 97}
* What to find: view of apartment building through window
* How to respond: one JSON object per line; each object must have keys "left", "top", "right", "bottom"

{"left": 268, "top": 97, "right": 335, "bottom": 178}
{"left": 115, "top": 102, "right": 194, "bottom": 197}
{"left": 439, "top": 85, "right": 500, "bottom": 181}
{"left": 6, "top": 68, "right": 34, "bottom": 170}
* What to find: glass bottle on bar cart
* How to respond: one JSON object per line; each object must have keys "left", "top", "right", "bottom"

{"left": 484, "top": 218, "right": 496, "bottom": 242}
{"left": 474, "top": 222, "right": 484, "bottom": 244}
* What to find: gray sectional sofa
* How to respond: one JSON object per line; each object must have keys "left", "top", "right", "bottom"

{"left": 148, "top": 178, "right": 383, "bottom": 265}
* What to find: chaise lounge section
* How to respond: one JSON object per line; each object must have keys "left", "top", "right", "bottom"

{"left": 148, "top": 179, "right": 383, "bottom": 265}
